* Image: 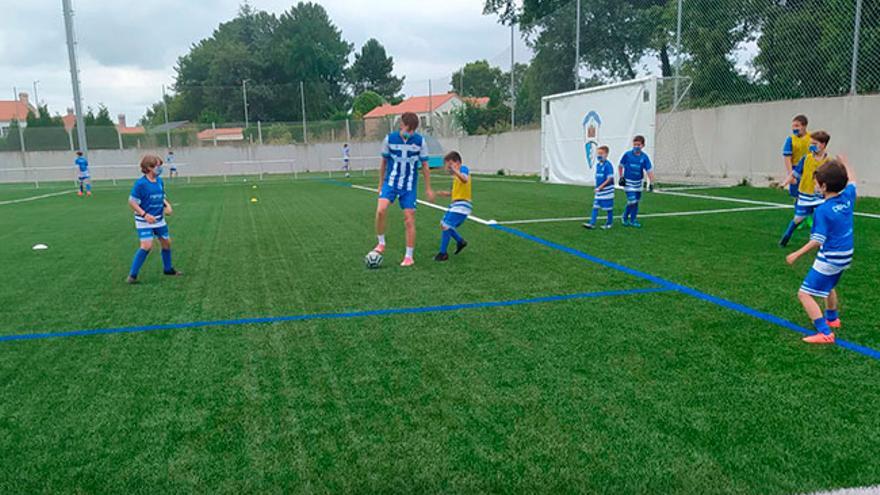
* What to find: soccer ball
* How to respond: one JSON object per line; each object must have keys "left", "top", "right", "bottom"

{"left": 364, "top": 250, "right": 383, "bottom": 269}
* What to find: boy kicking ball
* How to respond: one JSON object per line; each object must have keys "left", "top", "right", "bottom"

{"left": 434, "top": 151, "right": 470, "bottom": 262}
{"left": 126, "top": 154, "right": 182, "bottom": 284}
{"left": 373, "top": 112, "right": 435, "bottom": 267}
{"left": 785, "top": 155, "right": 856, "bottom": 344}
{"left": 583, "top": 145, "right": 614, "bottom": 230}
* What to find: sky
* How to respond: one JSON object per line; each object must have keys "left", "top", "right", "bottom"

{"left": 0, "top": 0, "right": 531, "bottom": 125}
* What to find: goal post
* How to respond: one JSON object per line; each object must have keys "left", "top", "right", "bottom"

{"left": 541, "top": 76, "right": 658, "bottom": 186}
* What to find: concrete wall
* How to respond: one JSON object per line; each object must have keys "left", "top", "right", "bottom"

{"left": 3, "top": 94, "right": 878, "bottom": 194}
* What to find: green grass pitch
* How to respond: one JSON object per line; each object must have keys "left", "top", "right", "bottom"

{"left": 1, "top": 172, "right": 879, "bottom": 493}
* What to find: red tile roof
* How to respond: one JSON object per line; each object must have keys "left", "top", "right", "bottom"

{"left": 364, "top": 93, "right": 459, "bottom": 119}
{"left": 117, "top": 125, "right": 146, "bottom": 135}
{"left": 197, "top": 127, "right": 244, "bottom": 140}
{"left": 0, "top": 100, "right": 32, "bottom": 122}
{"left": 463, "top": 96, "right": 490, "bottom": 107}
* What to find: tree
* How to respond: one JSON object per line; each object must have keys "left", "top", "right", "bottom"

{"left": 349, "top": 39, "right": 404, "bottom": 101}
{"left": 352, "top": 90, "right": 385, "bottom": 118}
{"left": 26, "top": 105, "right": 63, "bottom": 128}
{"left": 84, "top": 105, "right": 114, "bottom": 126}
{"left": 451, "top": 60, "right": 506, "bottom": 98}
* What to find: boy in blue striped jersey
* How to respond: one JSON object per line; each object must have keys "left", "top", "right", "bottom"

{"left": 126, "top": 154, "right": 182, "bottom": 284}
{"left": 618, "top": 135, "right": 655, "bottom": 228}
{"left": 785, "top": 155, "right": 856, "bottom": 344}
{"left": 373, "top": 112, "right": 435, "bottom": 267}
{"left": 583, "top": 145, "right": 614, "bottom": 230}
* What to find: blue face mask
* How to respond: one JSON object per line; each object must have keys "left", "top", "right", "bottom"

{"left": 156, "top": 165, "right": 164, "bottom": 176}
{"left": 809, "top": 144, "right": 819, "bottom": 153}
{"left": 792, "top": 128, "right": 801, "bottom": 136}
{"left": 401, "top": 131, "right": 411, "bottom": 140}
{"left": 633, "top": 146, "right": 642, "bottom": 153}
{"left": 597, "top": 155, "right": 606, "bottom": 162}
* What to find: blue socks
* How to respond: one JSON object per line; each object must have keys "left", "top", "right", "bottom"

{"left": 631, "top": 202, "right": 640, "bottom": 222}
{"left": 589, "top": 208, "right": 599, "bottom": 225}
{"left": 448, "top": 228, "right": 463, "bottom": 244}
{"left": 605, "top": 210, "right": 613, "bottom": 226}
{"left": 781, "top": 220, "right": 798, "bottom": 245}
{"left": 623, "top": 203, "right": 640, "bottom": 222}
{"left": 130, "top": 249, "right": 150, "bottom": 278}
{"left": 825, "top": 309, "right": 839, "bottom": 322}
{"left": 813, "top": 317, "right": 832, "bottom": 335}
{"left": 85, "top": 183, "right": 91, "bottom": 192}
{"left": 161, "top": 249, "right": 173, "bottom": 272}
{"left": 439, "top": 230, "right": 452, "bottom": 254}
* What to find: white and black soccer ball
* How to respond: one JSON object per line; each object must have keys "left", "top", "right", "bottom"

{"left": 364, "top": 250, "right": 383, "bottom": 269}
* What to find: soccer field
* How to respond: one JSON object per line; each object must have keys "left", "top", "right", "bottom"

{"left": 2, "top": 172, "right": 879, "bottom": 494}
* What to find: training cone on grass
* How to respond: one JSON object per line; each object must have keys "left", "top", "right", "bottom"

{"left": 32, "top": 243, "right": 49, "bottom": 251}
{"left": 250, "top": 197, "right": 258, "bottom": 203}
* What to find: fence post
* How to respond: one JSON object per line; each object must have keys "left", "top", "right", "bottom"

{"left": 850, "top": 0, "right": 864, "bottom": 95}
{"left": 257, "top": 120, "right": 263, "bottom": 145}
{"left": 18, "top": 123, "right": 26, "bottom": 152}
{"left": 68, "top": 129, "right": 74, "bottom": 151}
{"left": 212, "top": 122, "right": 217, "bottom": 147}
{"left": 117, "top": 129, "right": 123, "bottom": 150}
{"left": 346, "top": 119, "right": 351, "bottom": 141}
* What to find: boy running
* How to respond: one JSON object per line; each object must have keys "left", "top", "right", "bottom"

{"left": 583, "top": 145, "right": 614, "bottom": 230}
{"left": 434, "top": 151, "right": 470, "bottom": 262}
{"left": 75, "top": 151, "right": 92, "bottom": 197}
{"left": 779, "top": 130, "right": 832, "bottom": 247}
{"left": 373, "top": 112, "right": 435, "bottom": 267}
{"left": 127, "top": 154, "right": 182, "bottom": 284}
{"left": 342, "top": 143, "right": 351, "bottom": 178}
{"left": 785, "top": 155, "right": 856, "bottom": 344}
{"left": 166, "top": 150, "right": 178, "bottom": 180}
{"left": 618, "top": 135, "right": 654, "bottom": 227}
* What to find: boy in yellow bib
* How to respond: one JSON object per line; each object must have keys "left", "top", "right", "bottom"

{"left": 780, "top": 130, "right": 831, "bottom": 247}
{"left": 434, "top": 151, "right": 471, "bottom": 262}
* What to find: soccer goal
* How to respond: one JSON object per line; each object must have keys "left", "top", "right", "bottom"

{"left": 541, "top": 76, "right": 714, "bottom": 187}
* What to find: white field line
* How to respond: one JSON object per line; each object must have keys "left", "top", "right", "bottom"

{"left": 0, "top": 190, "right": 74, "bottom": 206}
{"left": 656, "top": 184, "right": 737, "bottom": 192}
{"left": 802, "top": 485, "right": 880, "bottom": 495}
{"left": 350, "top": 184, "right": 494, "bottom": 225}
{"left": 656, "top": 189, "right": 880, "bottom": 219}
{"left": 497, "top": 205, "right": 789, "bottom": 225}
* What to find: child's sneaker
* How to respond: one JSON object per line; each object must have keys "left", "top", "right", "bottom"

{"left": 827, "top": 319, "right": 841, "bottom": 329}
{"left": 630, "top": 221, "right": 642, "bottom": 228}
{"left": 86, "top": 191, "right": 92, "bottom": 197}
{"left": 373, "top": 243, "right": 385, "bottom": 254}
{"left": 400, "top": 256, "right": 414, "bottom": 267}
{"left": 803, "top": 332, "right": 835, "bottom": 344}
{"left": 454, "top": 240, "right": 468, "bottom": 255}
{"left": 434, "top": 253, "right": 449, "bottom": 262}
{"left": 622, "top": 219, "right": 631, "bottom": 227}
{"left": 77, "top": 191, "right": 83, "bottom": 197}
{"left": 582, "top": 223, "right": 595, "bottom": 230}
{"left": 601, "top": 224, "right": 613, "bottom": 230}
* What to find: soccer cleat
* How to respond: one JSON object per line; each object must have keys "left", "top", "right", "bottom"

{"left": 803, "top": 332, "right": 835, "bottom": 344}
{"left": 582, "top": 223, "right": 595, "bottom": 230}
{"left": 163, "top": 269, "right": 183, "bottom": 276}
{"left": 434, "top": 253, "right": 449, "bottom": 262}
{"left": 827, "top": 319, "right": 841, "bottom": 329}
{"left": 373, "top": 243, "right": 386, "bottom": 254}
{"left": 86, "top": 191, "right": 92, "bottom": 197}
{"left": 601, "top": 224, "right": 613, "bottom": 230}
{"left": 622, "top": 219, "right": 631, "bottom": 227}
{"left": 400, "top": 256, "right": 415, "bottom": 267}
{"left": 126, "top": 276, "right": 139, "bottom": 284}
{"left": 454, "top": 240, "right": 468, "bottom": 255}
{"left": 77, "top": 191, "right": 83, "bottom": 197}
{"left": 630, "top": 221, "right": 642, "bottom": 228}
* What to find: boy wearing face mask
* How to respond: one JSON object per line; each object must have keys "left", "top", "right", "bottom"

{"left": 617, "top": 135, "right": 655, "bottom": 228}
{"left": 779, "top": 130, "right": 831, "bottom": 247}
{"left": 583, "top": 145, "right": 614, "bottom": 230}
{"left": 782, "top": 115, "right": 811, "bottom": 196}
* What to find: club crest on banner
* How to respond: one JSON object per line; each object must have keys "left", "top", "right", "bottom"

{"left": 582, "top": 111, "right": 602, "bottom": 169}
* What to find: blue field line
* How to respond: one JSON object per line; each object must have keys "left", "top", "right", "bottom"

{"left": 491, "top": 224, "right": 880, "bottom": 361}
{"left": 0, "top": 287, "right": 670, "bottom": 344}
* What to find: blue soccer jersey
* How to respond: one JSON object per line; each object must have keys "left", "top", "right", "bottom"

{"left": 381, "top": 131, "right": 429, "bottom": 192}
{"left": 130, "top": 176, "right": 167, "bottom": 229}
{"left": 594, "top": 161, "right": 614, "bottom": 201}
{"left": 810, "top": 184, "right": 855, "bottom": 276}
{"left": 75, "top": 156, "right": 89, "bottom": 179}
{"left": 619, "top": 150, "right": 653, "bottom": 192}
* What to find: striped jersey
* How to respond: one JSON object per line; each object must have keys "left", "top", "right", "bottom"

{"left": 381, "top": 131, "right": 429, "bottom": 192}
{"left": 810, "top": 184, "right": 855, "bottom": 275}
{"left": 797, "top": 153, "right": 830, "bottom": 206}
{"left": 619, "top": 150, "right": 653, "bottom": 192}
{"left": 130, "top": 176, "right": 167, "bottom": 229}
{"left": 449, "top": 165, "right": 472, "bottom": 215}
{"left": 594, "top": 160, "right": 614, "bottom": 200}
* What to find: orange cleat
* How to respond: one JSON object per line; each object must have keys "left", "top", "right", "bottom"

{"left": 77, "top": 191, "right": 83, "bottom": 197}
{"left": 373, "top": 243, "right": 385, "bottom": 254}
{"left": 86, "top": 191, "right": 92, "bottom": 196}
{"left": 827, "top": 319, "right": 841, "bottom": 329}
{"left": 400, "top": 256, "right": 414, "bottom": 267}
{"left": 803, "top": 332, "right": 835, "bottom": 344}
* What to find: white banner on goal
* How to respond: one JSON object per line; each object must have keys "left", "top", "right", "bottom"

{"left": 542, "top": 76, "right": 657, "bottom": 186}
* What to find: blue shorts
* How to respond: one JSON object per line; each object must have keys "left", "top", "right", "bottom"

{"left": 441, "top": 210, "right": 468, "bottom": 229}
{"left": 800, "top": 268, "right": 843, "bottom": 298}
{"left": 78, "top": 175, "right": 90, "bottom": 181}
{"left": 380, "top": 184, "right": 417, "bottom": 210}
{"left": 137, "top": 225, "right": 171, "bottom": 241}
{"left": 625, "top": 191, "right": 642, "bottom": 204}
{"left": 593, "top": 198, "right": 614, "bottom": 211}
{"left": 795, "top": 201, "right": 820, "bottom": 218}
{"left": 170, "top": 167, "right": 177, "bottom": 172}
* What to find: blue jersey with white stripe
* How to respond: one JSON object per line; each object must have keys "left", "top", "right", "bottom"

{"left": 594, "top": 160, "right": 614, "bottom": 200}
{"left": 75, "top": 156, "right": 89, "bottom": 173}
{"left": 810, "top": 184, "right": 855, "bottom": 275}
{"left": 130, "top": 176, "right": 166, "bottom": 229}
{"left": 619, "top": 150, "right": 652, "bottom": 191}
{"left": 382, "top": 131, "right": 429, "bottom": 192}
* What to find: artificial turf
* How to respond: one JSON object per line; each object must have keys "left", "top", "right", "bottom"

{"left": 1, "top": 173, "right": 878, "bottom": 494}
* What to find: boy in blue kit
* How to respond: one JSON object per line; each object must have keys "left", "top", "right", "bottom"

{"left": 583, "top": 145, "right": 614, "bottom": 230}
{"left": 785, "top": 155, "right": 856, "bottom": 344}
{"left": 373, "top": 112, "right": 435, "bottom": 267}
{"left": 618, "top": 135, "right": 654, "bottom": 228}
{"left": 434, "top": 151, "right": 470, "bottom": 262}
{"left": 74, "top": 151, "right": 92, "bottom": 197}
{"left": 166, "top": 150, "right": 178, "bottom": 180}
{"left": 126, "top": 154, "right": 182, "bottom": 284}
